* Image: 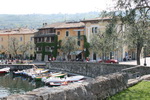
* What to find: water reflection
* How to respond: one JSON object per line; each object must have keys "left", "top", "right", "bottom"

{"left": 0, "top": 72, "right": 45, "bottom": 98}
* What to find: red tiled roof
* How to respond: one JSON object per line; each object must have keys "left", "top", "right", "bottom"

{"left": 0, "top": 27, "right": 37, "bottom": 34}
{"left": 40, "top": 22, "right": 85, "bottom": 29}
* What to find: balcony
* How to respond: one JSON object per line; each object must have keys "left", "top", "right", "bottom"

{"left": 34, "top": 33, "right": 56, "bottom": 38}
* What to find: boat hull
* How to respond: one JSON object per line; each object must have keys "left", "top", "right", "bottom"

{"left": 0, "top": 71, "right": 8, "bottom": 73}
{"left": 0, "top": 67, "right": 10, "bottom": 74}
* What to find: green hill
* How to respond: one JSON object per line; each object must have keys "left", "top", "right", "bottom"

{"left": 0, "top": 12, "right": 100, "bottom": 29}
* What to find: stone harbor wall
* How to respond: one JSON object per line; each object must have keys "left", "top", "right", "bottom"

{"left": 3, "top": 73, "right": 128, "bottom": 100}
{"left": 122, "top": 66, "right": 150, "bottom": 78}
{"left": 0, "top": 64, "right": 33, "bottom": 71}
{"left": 1, "top": 62, "right": 150, "bottom": 100}
{"left": 47, "top": 62, "right": 135, "bottom": 77}
{"left": 47, "top": 62, "right": 150, "bottom": 78}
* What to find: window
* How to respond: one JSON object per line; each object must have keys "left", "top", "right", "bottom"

{"left": 20, "top": 37, "right": 22, "bottom": 41}
{"left": 57, "top": 31, "right": 60, "bottom": 35}
{"left": 37, "top": 47, "right": 42, "bottom": 51}
{"left": 39, "top": 38, "right": 41, "bottom": 42}
{"left": 92, "top": 27, "right": 98, "bottom": 34}
{"left": 0, "top": 37, "right": 3, "bottom": 41}
{"left": 45, "top": 46, "right": 50, "bottom": 52}
{"left": 51, "top": 37, "right": 55, "bottom": 42}
{"left": 93, "top": 53, "right": 96, "bottom": 60}
{"left": 95, "top": 27, "right": 98, "bottom": 33}
{"left": 66, "top": 31, "right": 69, "bottom": 36}
{"left": 77, "top": 41, "right": 80, "bottom": 46}
{"left": 0, "top": 45, "right": 3, "bottom": 49}
{"left": 46, "top": 37, "right": 50, "bottom": 42}
{"left": 30, "top": 37, "right": 33, "bottom": 41}
{"left": 77, "top": 31, "right": 80, "bottom": 39}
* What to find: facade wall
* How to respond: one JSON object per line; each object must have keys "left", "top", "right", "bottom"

{"left": 56, "top": 27, "right": 85, "bottom": 61}
{"left": 57, "top": 27, "right": 84, "bottom": 51}
{"left": 0, "top": 28, "right": 35, "bottom": 59}
{"left": 83, "top": 19, "right": 128, "bottom": 61}
{"left": 34, "top": 22, "right": 85, "bottom": 61}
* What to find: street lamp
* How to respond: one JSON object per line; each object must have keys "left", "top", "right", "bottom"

{"left": 144, "top": 44, "right": 147, "bottom": 66}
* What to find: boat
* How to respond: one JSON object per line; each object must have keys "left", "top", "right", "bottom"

{"left": 13, "top": 70, "right": 24, "bottom": 75}
{"left": 14, "top": 68, "right": 49, "bottom": 77}
{"left": 49, "top": 81, "right": 68, "bottom": 86}
{"left": 51, "top": 73, "right": 67, "bottom": 78}
{"left": 65, "top": 75, "right": 84, "bottom": 82}
{"left": 44, "top": 75, "right": 85, "bottom": 86}
{"left": 32, "top": 73, "right": 51, "bottom": 81}
{"left": 0, "top": 67, "right": 10, "bottom": 73}
{"left": 41, "top": 72, "right": 67, "bottom": 82}
{"left": 35, "top": 68, "right": 49, "bottom": 74}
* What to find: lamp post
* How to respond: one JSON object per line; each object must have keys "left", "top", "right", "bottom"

{"left": 144, "top": 44, "right": 147, "bottom": 66}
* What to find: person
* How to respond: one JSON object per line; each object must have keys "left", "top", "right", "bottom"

{"left": 86, "top": 57, "right": 89, "bottom": 62}
{"left": 129, "top": 55, "right": 132, "bottom": 60}
{"left": 52, "top": 57, "right": 55, "bottom": 61}
{"left": 123, "top": 57, "right": 126, "bottom": 61}
{"left": 49, "top": 58, "right": 51, "bottom": 61}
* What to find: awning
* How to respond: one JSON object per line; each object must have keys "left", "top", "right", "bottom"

{"left": 70, "top": 50, "right": 82, "bottom": 55}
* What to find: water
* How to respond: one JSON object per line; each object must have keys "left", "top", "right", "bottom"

{"left": 0, "top": 72, "right": 45, "bottom": 98}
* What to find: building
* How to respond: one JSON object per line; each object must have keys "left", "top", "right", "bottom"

{"left": 55, "top": 22, "right": 85, "bottom": 61}
{"left": 34, "top": 23, "right": 58, "bottom": 61}
{"left": 81, "top": 17, "right": 130, "bottom": 61}
{"left": 34, "top": 22, "right": 85, "bottom": 61}
{"left": 0, "top": 27, "right": 36, "bottom": 59}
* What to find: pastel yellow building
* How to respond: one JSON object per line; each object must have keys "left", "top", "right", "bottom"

{"left": 55, "top": 22, "right": 85, "bottom": 60}
{"left": 34, "top": 22, "right": 85, "bottom": 61}
{"left": 0, "top": 28, "right": 36, "bottom": 59}
{"left": 82, "top": 17, "right": 130, "bottom": 61}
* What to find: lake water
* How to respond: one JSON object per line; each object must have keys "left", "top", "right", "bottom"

{"left": 0, "top": 72, "right": 45, "bottom": 98}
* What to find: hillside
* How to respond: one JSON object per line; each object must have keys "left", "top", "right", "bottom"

{"left": 0, "top": 12, "right": 100, "bottom": 29}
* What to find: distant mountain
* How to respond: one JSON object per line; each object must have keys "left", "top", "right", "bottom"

{"left": 0, "top": 12, "right": 100, "bottom": 29}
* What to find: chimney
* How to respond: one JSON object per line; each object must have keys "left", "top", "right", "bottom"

{"left": 43, "top": 23, "right": 47, "bottom": 27}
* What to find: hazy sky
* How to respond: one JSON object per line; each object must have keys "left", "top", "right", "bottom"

{"left": 0, "top": 0, "right": 113, "bottom": 14}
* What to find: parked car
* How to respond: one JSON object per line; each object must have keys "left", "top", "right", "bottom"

{"left": 99, "top": 59, "right": 118, "bottom": 64}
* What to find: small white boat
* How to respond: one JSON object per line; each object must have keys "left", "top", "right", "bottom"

{"left": 43, "top": 75, "right": 85, "bottom": 86}
{"left": 49, "top": 81, "right": 68, "bottom": 86}
{"left": 13, "top": 70, "right": 24, "bottom": 75}
{"left": 66, "top": 75, "right": 84, "bottom": 82}
{"left": 0, "top": 67, "right": 10, "bottom": 73}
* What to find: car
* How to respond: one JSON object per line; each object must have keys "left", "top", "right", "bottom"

{"left": 99, "top": 59, "right": 118, "bottom": 64}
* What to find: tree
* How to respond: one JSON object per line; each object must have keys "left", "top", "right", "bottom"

{"left": 108, "top": 0, "right": 150, "bottom": 65}
{"left": 19, "top": 41, "right": 35, "bottom": 59}
{"left": 90, "top": 12, "right": 123, "bottom": 61}
{"left": 60, "top": 36, "right": 79, "bottom": 61}
{"left": 90, "top": 25, "right": 118, "bottom": 60}
{"left": 83, "top": 35, "right": 90, "bottom": 59}
{"left": 8, "top": 37, "right": 20, "bottom": 58}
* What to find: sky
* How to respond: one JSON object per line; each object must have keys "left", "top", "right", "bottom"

{"left": 0, "top": 0, "right": 114, "bottom": 14}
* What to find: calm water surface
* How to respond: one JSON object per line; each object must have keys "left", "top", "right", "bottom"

{"left": 0, "top": 72, "right": 45, "bottom": 98}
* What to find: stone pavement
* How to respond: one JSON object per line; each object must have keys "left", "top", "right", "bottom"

{"left": 119, "top": 57, "right": 150, "bottom": 66}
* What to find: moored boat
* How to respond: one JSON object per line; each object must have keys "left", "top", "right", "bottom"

{"left": 51, "top": 73, "right": 67, "bottom": 78}
{"left": 32, "top": 73, "right": 51, "bottom": 81}
{"left": 43, "top": 75, "right": 85, "bottom": 86}
{"left": 0, "top": 67, "right": 10, "bottom": 73}
{"left": 49, "top": 81, "right": 68, "bottom": 86}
